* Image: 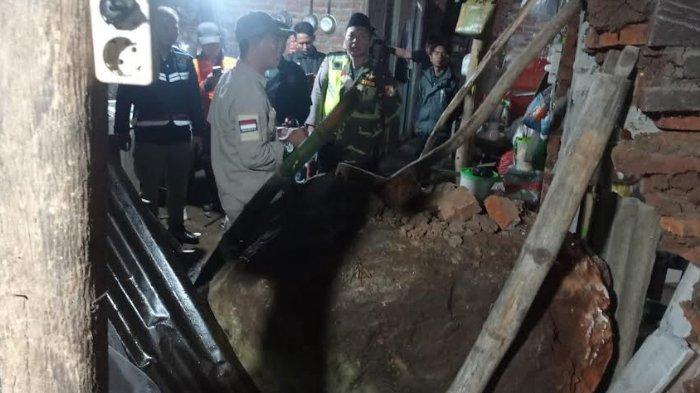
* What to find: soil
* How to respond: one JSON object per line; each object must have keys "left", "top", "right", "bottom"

{"left": 207, "top": 175, "right": 613, "bottom": 393}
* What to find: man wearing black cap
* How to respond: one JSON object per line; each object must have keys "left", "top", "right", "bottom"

{"left": 208, "top": 12, "right": 308, "bottom": 224}
{"left": 305, "top": 12, "right": 402, "bottom": 173}
{"left": 290, "top": 21, "right": 326, "bottom": 77}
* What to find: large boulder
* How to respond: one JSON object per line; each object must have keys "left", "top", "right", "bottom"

{"left": 208, "top": 178, "right": 612, "bottom": 392}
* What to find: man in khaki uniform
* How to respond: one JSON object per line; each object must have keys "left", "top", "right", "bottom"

{"left": 208, "top": 12, "right": 307, "bottom": 223}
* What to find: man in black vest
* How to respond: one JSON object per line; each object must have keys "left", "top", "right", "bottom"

{"left": 114, "top": 6, "right": 204, "bottom": 245}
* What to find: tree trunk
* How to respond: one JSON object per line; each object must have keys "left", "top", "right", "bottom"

{"left": 0, "top": 2, "right": 106, "bottom": 392}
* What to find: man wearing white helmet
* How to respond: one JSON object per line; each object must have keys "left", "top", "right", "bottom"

{"left": 194, "top": 21, "right": 237, "bottom": 212}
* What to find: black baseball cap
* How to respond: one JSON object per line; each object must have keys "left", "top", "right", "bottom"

{"left": 347, "top": 13, "right": 374, "bottom": 33}
{"left": 235, "top": 11, "right": 294, "bottom": 43}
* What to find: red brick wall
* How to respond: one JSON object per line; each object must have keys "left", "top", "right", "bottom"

{"left": 165, "top": 0, "right": 369, "bottom": 56}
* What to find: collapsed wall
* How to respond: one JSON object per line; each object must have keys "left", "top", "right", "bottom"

{"left": 207, "top": 177, "right": 613, "bottom": 392}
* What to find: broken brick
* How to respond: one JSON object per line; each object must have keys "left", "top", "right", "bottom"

{"left": 669, "top": 172, "right": 699, "bottom": 192}
{"left": 612, "top": 132, "right": 700, "bottom": 177}
{"left": 660, "top": 217, "right": 700, "bottom": 238}
{"left": 640, "top": 174, "right": 670, "bottom": 194}
{"left": 484, "top": 195, "right": 521, "bottom": 231}
{"left": 586, "top": 23, "right": 649, "bottom": 50}
{"left": 655, "top": 114, "right": 700, "bottom": 131}
{"left": 435, "top": 187, "right": 481, "bottom": 223}
{"left": 644, "top": 192, "right": 700, "bottom": 217}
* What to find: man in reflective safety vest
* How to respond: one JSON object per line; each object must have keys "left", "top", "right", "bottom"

{"left": 305, "top": 13, "right": 401, "bottom": 173}
{"left": 114, "top": 6, "right": 205, "bottom": 245}
{"left": 193, "top": 22, "right": 237, "bottom": 212}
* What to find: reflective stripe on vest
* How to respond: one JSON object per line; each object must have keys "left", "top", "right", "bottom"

{"left": 322, "top": 54, "right": 351, "bottom": 120}
{"left": 135, "top": 120, "right": 192, "bottom": 127}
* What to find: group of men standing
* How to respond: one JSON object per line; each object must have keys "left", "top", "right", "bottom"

{"left": 114, "top": 7, "right": 406, "bottom": 244}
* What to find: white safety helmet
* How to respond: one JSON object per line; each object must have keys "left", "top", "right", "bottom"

{"left": 197, "top": 22, "right": 221, "bottom": 45}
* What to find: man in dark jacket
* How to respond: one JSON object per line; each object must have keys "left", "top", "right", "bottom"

{"left": 265, "top": 57, "right": 311, "bottom": 125}
{"left": 290, "top": 21, "right": 326, "bottom": 89}
{"left": 114, "top": 6, "right": 204, "bottom": 244}
{"left": 414, "top": 40, "right": 457, "bottom": 155}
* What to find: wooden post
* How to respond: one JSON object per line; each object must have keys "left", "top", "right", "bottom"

{"left": 454, "top": 39, "right": 483, "bottom": 174}
{"left": 0, "top": 1, "right": 106, "bottom": 392}
{"left": 445, "top": 46, "right": 639, "bottom": 393}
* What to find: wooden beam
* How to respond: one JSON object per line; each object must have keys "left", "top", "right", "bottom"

{"left": 445, "top": 45, "right": 639, "bottom": 393}
{"left": 454, "top": 39, "right": 483, "bottom": 174}
{"left": 0, "top": 1, "right": 106, "bottom": 392}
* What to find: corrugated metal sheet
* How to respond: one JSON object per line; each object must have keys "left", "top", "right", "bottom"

{"left": 105, "top": 163, "right": 259, "bottom": 393}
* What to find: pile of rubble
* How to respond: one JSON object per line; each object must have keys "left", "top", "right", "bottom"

{"left": 370, "top": 183, "right": 533, "bottom": 248}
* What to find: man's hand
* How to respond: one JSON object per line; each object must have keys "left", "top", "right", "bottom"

{"left": 286, "top": 127, "right": 308, "bottom": 148}
{"left": 203, "top": 73, "right": 222, "bottom": 92}
{"left": 390, "top": 47, "right": 411, "bottom": 60}
{"left": 115, "top": 133, "right": 131, "bottom": 151}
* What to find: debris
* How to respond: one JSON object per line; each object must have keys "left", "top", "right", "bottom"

{"left": 448, "top": 235, "right": 464, "bottom": 248}
{"left": 435, "top": 187, "right": 482, "bottom": 222}
{"left": 484, "top": 195, "right": 521, "bottom": 230}
{"left": 466, "top": 214, "right": 499, "bottom": 234}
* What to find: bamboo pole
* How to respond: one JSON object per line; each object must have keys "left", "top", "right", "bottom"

{"left": 454, "top": 39, "right": 483, "bottom": 174}
{"left": 393, "top": 0, "right": 582, "bottom": 181}
{"left": 445, "top": 46, "right": 639, "bottom": 393}
{"left": 419, "top": 0, "right": 539, "bottom": 157}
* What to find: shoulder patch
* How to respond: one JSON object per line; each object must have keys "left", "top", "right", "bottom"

{"left": 238, "top": 114, "right": 260, "bottom": 142}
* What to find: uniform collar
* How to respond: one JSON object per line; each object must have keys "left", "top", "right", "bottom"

{"left": 237, "top": 61, "right": 268, "bottom": 88}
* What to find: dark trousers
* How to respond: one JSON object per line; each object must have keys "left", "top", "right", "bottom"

{"left": 134, "top": 141, "right": 193, "bottom": 230}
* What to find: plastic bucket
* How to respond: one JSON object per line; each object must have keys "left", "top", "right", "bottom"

{"left": 460, "top": 167, "right": 499, "bottom": 200}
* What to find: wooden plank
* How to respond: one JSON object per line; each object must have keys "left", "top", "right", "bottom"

{"left": 445, "top": 46, "right": 637, "bottom": 393}
{"left": 602, "top": 198, "right": 661, "bottom": 380}
{"left": 608, "top": 331, "right": 695, "bottom": 393}
{"left": 608, "top": 264, "right": 700, "bottom": 393}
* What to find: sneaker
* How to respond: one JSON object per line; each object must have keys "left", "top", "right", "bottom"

{"left": 171, "top": 228, "right": 200, "bottom": 245}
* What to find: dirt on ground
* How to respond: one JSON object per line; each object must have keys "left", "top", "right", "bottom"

{"left": 207, "top": 175, "right": 613, "bottom": 393}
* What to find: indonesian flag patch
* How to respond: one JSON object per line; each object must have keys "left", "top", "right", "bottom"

{"left": 238, "top": 114, "right": 260, "bottom": 142}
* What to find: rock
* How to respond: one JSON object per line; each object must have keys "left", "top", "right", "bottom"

{"left": 448, "top": 235, "right": 463, "bottom": 248}
{"left": 448, "top": 221, "right": 465, "bottom": 234}
{"left": 484, "top": 196, "right": 521, "bottom": 231}
{"left": 435, "top": 187, "right": 481, "bottom": 222}
{"left": 208, "top": 217, "right": 613, "bottom": 393}
{"left": 466, "top": 214, "right": 499, "bottom": 234}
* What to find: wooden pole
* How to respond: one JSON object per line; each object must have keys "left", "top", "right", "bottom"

{"left": 392, "top": 0, "right": 582, "bottom": 181}
{"left": 419, "top": 0, "right": 538, "bottom": 157}
{"left": 445, "top": 46, "right": 639, "bottom": 393}
{"left": 0, "top": 2, "right": 106, "bottom": 392}
{"left": 454, "top": 39, "right": 483, "bottom": 174}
